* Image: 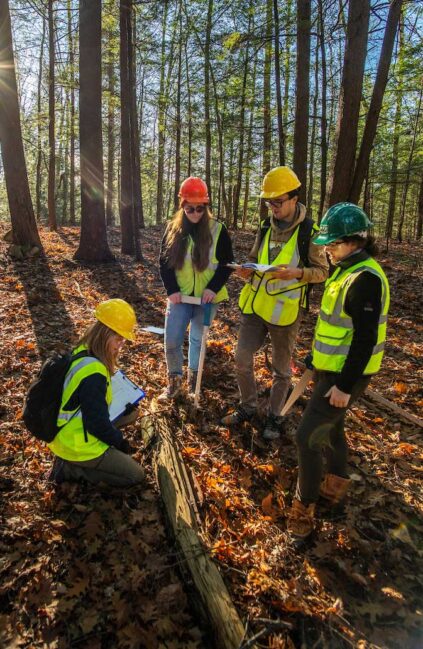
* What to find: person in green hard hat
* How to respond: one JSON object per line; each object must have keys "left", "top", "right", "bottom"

{"left": 286, "top": 203, "right": 390, "bottom": 544}
{"left": 48, "top": 299, "right": 145, "bottom": 487}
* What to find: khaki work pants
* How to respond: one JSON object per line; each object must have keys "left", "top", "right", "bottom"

{"left": 235, "top": 312, "right": 302, "bottom": 416}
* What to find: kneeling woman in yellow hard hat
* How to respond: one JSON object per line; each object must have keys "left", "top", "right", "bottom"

{"left": 158, "top": 177, "right": 234, "bottom": 400}
{"left": 48, "top": 299, "right": 145, "bottom": 486}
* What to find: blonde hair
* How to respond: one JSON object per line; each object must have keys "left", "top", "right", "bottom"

{"left": 164, "top": 206, "right": 213, "bottom": 272}
{"left": 78, "top": 321, "right": 119, "bottom": 374}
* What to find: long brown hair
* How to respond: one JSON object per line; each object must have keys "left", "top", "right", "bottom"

{"left": 78, "top": 321, "right": 119, "bottom": 374}
{"left": 163, "top": 206, "right": 213, "bottom": 271}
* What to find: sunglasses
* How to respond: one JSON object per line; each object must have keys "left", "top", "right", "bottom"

{"left": 264, "top": 197, "right": 292, "bottom": 208}
{"left": 184, "top": 205, "right": 205, "bottom": 214}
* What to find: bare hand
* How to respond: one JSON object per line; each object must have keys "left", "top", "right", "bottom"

{"left": 324, "top": 385, "right": 351, "bottom": 408}
{"left": 168, "top": 292, "right": 182, "bottom": 304}
{"left": 234, "top": 267, "right": 254, "bottom": 280}
{"left": 269, "top": 265, "right": 303, "bottom": 281}
{"left": 202, "top": 288, "right": 216, "bottom": 303}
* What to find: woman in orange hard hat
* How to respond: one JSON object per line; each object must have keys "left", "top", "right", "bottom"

{"left": 48, "top": 299, "right": 145, "bottom": 486}
{"left": 158, "top": 177, "right": 234, "bottom": 400}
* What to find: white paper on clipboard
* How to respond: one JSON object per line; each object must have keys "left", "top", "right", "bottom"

{"left": 109, "top": 370, "right": 145, "bottom": 422}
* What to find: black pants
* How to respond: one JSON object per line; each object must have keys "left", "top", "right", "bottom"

{"left": 295, "top": 371, "right": 371, "bottom": 505}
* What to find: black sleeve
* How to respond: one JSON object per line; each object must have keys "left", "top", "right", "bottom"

{"left": 336, "top": 272, "right": 382, "bottom": 393}
{"left": 159, "top": 229, "right": 180, "bottom": 296}
{"left": 206, "top": 224, "right": 234, "bottom": 294}
{"left": 77, "top": 374, "right": 124, "bottom": 448}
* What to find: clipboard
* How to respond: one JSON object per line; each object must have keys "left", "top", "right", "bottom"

{"left": 109, "top": 370, "right": 145, "bottom": 423}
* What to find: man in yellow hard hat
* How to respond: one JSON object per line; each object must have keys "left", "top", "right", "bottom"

{"left": 222, "top": 166, "right": 328, "bottom": 440}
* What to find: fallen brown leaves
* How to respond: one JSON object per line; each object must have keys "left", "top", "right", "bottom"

{"left": 0, "top": 225, "right": 422, "bottom": 649}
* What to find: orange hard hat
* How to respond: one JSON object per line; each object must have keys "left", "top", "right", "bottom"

{"left": 178, "top": 177, "right": 209, "bottom": 204}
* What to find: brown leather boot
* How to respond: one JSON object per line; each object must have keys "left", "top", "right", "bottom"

{"left": 320, "top": 474, "right": 351, "bottom": 505}
{"left": 157, "top": 375, "right": 183, "bottom": 402}
{"left": 286, "top": 498, "right": 316, "bottom": 542}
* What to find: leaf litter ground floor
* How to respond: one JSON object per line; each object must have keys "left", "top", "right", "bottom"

{"left": 0, "top": 225, "right": 421, "bottom": 648}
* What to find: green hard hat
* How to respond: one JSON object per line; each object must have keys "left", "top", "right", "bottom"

{"left": 313, "top": 202, "right": 373, "bottom": 245}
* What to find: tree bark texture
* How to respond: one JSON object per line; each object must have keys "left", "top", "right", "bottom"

{"left": 141, "top": 415, "right": 246, "bottom": 649}
{"left": 0, "top": 0, "right": 42, "bottom": 249}
{"left": 293, "top": 0, "right": 311, "bottom": 204}
{"left": 48, "top": 0, "right": 57, "bottom": 230}
{"left": 36, "top": 15, "right": 46, "bottom": 222}
{"left": 349, "top": 0, "right": 403, "bottom": 203}
{"left": 260, "top": 0, "right": 272, "bottom": 221}
{"left": 120, "top": 0, "right": 135, "bottom": 254}
{"left": 204, "top": 0, "right": 213, "bottom": 206}
{"left": 273, "top": 0, "right": 285, "bottom": 165}
{"left": 325, "top": 0, "right": 370, "bottom": 208}
{"left": 74, "top": 0, "right": 113, "bottom": 262}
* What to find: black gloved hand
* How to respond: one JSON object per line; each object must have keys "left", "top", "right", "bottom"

{"left": 123, "top": 402, "right": 138, "bottom": 416}
{"left": 304, "top": 352, "right": 314, "bottom": 370}
{"left": 119, "top": 438, "right": 137, "bottom": 455}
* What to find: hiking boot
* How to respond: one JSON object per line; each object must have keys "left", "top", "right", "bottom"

{"left": 157, "top": 375, "right": 183, "bottom": 402}
{"left": 262, "top": 413, "right": 285, "bottom": 440}
{"left": 187, "top": 369, "right": 198, "bottom": 395}
{"left": 320, "top": 473, "right": 351, "bottom": 506}
{"left": 286, "top": 498, "right": 316, "bottom": 543}
{"left": 220, "top": 405, "right": 254, "bottom": 426}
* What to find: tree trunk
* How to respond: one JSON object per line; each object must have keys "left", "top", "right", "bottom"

{"left": 74, "top": 0, "right": 113, "bottom": 262}
{"left": 0, "top": 0, "right": 42, "bottom": 250}
{"left": 173, "top": 3, "right": 183, "bottom": 212}
{"left": 242, "top": 46, "right": 257, "bottom": 230}
{"left": 325, "top": 0, "right": 370, "bottom": 208}
{"left": 106, "top": 57, "right": 116, "bottom": 227}
{"left": 36, "top": 15, "right": 46, "bottom": 222}
{"left": 155, "top": 3, "right": 169, "bottom": 224}
{"left": 273, "top": 0, "right": 285, "bottom": 165}
{"left": 128, "top": 2, "right": 143, "bottom": 257}
{"left": 204, "top": 0, "right": 213, "bottom": 205}
{"left": 416, "top": 172, "right": 423, "bottom": 240}
{"left": 260, "top": 0, "right": 272, "bottom": 221}
{"left": 397, "top": 87, "right": 422, "bottom": 241}
{"left": 307, "top": 33, "right": 319, "bottom": 217}
{"left": 120, "top": 0, "right": 134, "bottom": 253}
{"left": 293, "top": 0, "right": 311, "bottom": 204}
{"left": 317, "top": 0, "right": 327, "bottom": 223}
{"left": 349, "top": 0, "right": 403, "bottom": 203}
{"left": 386, "top": 15, "right": 403, "bottom": 240}
{"left": 184, "top": 38, "right": 192, "bottom": 178}
{"left": 282, "top": 0, "right": 293, "bottom": 157}
{"left": 67, "top": 0, "right": 76, "bottom": 225}
{"left": 48, "top": 0, "right": 57, "bottom": 230}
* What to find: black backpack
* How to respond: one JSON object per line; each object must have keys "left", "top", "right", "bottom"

{"left": 23, "top": 350, "right": 88, "bottom": 443}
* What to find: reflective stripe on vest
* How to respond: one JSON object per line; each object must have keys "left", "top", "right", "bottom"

{"left": 48, "top": 345, "right": 112, "bottom": 461}
{"left": 175, "top": 219, "right": 228, "bottom": 303}
{"left": 238, "top": 225, "right": 307, "bottom": 326}
{"left": 312, "top": 259, "right": 390, "bottom": 375}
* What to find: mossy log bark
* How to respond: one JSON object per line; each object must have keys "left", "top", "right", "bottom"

{"left": 140, "top": 414, "right": 247, "bottom": 649}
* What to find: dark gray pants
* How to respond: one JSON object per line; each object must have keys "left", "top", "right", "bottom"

{"left": 295, "top": 371, "right": 371, "bottom": 504}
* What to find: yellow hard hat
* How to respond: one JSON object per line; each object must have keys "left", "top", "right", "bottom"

{"left": 260, "top": 166, "right": 301, "bottom": 199}
{"left": 95, "top": 299, "right": 137, "bottom": 341}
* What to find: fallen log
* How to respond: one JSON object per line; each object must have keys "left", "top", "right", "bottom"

{"left": 140, "top": 413, "right": 247, "bottom": 649}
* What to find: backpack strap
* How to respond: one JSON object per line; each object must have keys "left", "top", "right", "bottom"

{"left": 297, "top": 216, "right": 317, "bottom": 267}
{"left": 257, "top": 216, "right": 316, "bottom": 267}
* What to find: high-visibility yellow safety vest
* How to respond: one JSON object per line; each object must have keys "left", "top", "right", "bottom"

{"left": 239, "top": 224, "right": 307, "bottom": 326}
{"left": 312, "top": 257, "right": 390, "bottom": 374}
{"left": 175, "top": 219, "right": 228, "bottom": 303}
{"left": 48, "top": 345, "right": 112, "bottom": 461}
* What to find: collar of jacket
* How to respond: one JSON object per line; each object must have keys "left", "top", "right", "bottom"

{"left": 269, "top": 202, "right": 306, "bottom": 241}
{"left": 336, "top": 249, "right": 370, "bottom": 270}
